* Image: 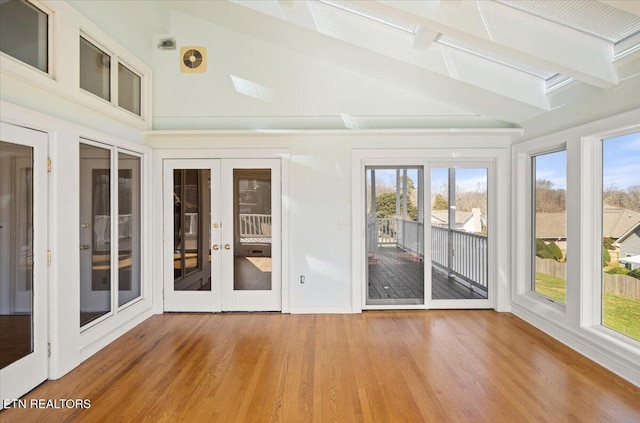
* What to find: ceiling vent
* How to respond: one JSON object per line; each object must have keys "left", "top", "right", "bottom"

{"left": 180, "top": 47, "right": 207, "bottom": 73}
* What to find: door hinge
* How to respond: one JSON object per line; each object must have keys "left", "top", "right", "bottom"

{"left": 47, "top": 157, "right": 52, "bottom": 172}
{"left": 47, "top": 250, "right": 52, "bottom": 265}
{"left": 47, "top": 343, "right": 51, "bottom": 357}
{"left": 162, "top": 231, "right": 165, "bottom": 242}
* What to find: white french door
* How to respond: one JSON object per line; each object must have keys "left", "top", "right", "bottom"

{"left": 163, "top": 158, "right": 281, "bottom": 312}
{"left": 0, "top": 122, "right": 48, "bottom": 403}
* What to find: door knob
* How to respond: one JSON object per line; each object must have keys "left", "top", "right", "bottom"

{"left": 212, "top": 244, "right": 219, "bottom": 250}
{"left": 80, "top": 244, "right": 90, "bottom": 250}
{"left": 224, "top": 244, "right": 231, "bottom": 250}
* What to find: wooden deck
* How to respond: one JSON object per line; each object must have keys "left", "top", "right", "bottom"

{"left": 368, "top": 247, "right": 486, "bottom": 301}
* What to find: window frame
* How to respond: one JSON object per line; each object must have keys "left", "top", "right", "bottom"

{"left": 79, "top": 138, "right": 145, "bottom": 332}
{"left": 581, "top": 128, "right": 640, "bottom": 346}
{"left": 78, "top": 32, "right": 145, "bottom": 118}
{"left": 512, "top": 110, "right": 640, "bottom": 387}
{"left": 530, "top": 147, "right": 568, "bottom": 306}
{"left": 0, "top": 0, "right": 54, "bottom": 79}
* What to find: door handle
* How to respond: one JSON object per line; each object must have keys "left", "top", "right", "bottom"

{"left": 212, "top": 244, "right": 219, "bottom": 250}
{"left": 80, "top": 244, "right": 90, "bottom": 250}
{"left": 224, "top": 244, "right": 231, "bottom": 250}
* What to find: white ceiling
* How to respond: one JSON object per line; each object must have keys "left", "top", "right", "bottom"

{"left": 69, "top": 0, "right": 640, "bottom": 133}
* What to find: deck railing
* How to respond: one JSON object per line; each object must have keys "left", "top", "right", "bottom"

{"left": 368, "top": 217, "right": 487, "bottom": 292}
{"left": 239, "top": 213, "right": 272, "bottom": 240}
{"left": 431, "top": 225, "right": 488, "bottom": 292}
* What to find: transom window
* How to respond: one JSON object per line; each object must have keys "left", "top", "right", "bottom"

{"left": 79, "top": 36, "right": 143, "bottom": 117}
{"left": 0, "top": 0, "right": 48, "bottom": 73}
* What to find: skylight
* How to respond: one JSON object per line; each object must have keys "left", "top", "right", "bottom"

{"left": 317, "top": 0, "right": 420, "bottom": 34}
{"left": 495, "top": 0, "right": 640, "bottom": 44}
{"left": 435, "top": 34, "right": 559, "bottom": 80}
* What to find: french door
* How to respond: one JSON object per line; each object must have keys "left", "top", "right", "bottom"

{"left": 163, "top": 159, "right": 281, "bottom": 312}
{"left": 0, "top": 123, "right": 48, "bottom": 403}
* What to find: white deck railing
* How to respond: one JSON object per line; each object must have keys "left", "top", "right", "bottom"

{"left": 431, "top": 225, "right": 488, "bottom": 291}
{"left": 368, "top": 217, "right": 487, "bottom": 291}
{"left": 239, "top": 213, "right": 272, "bottom": 242}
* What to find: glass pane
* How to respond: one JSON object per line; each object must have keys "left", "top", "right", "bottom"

{"left": 0, "top": 0, "right": 48, "bottom": 72}
{"left": 533, "top": 151, "right": 567, "bottom": 304}
{"left": 117, "top": 152, "right": 141, "bottom": 307}
{"left": 80, "top": 37, "right": 110, "bottom": 101}
{"left": 0, "top": 141, "right": 34, "bottom": 369}
{"left": 366, "top": 167, "right": 424, "bottom": 305}
{"left": 173, "top": 169, "right": 211, "bottom": 291}
{"left": 602, "top": 133, "right": 640, "bottom": 341}
{"left": 118, "top": 63, "right": 141, "bottom": 116}
{"left": 431, "top": 168, "right": 488, "bottom": 300}
{"left": 79, "top": 143, "right": 112, "bottom": 327}
{"left": 234, "top": 169, "right": 272, "bottom": 290}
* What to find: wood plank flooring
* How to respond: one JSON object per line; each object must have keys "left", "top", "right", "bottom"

{"left": 2, "top": 311, "right": 639, "bottom": 422}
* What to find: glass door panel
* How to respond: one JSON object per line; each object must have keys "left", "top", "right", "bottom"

{"left": 365, "top": 166, "right": 425, "bottom": 306}
{"left": 0, "top": 123, "right": 48, "bottom": 404}
{"left": 233, "top": 169, "right": 272, "bottom": 291}
{"left": 79, "top": 143, "right": 112, "bottom": 327}
{"left": 221, "top": 159, "right": 281, "bottom": 311}
{"left": 117, "top": 152, "right": 141, "bottom": 307}
{"left": 0, "top": 141, "right": 34, "bottom": 369}
{"left": 173, "top": 169, "right": 211, "bottom": 291}
{"left": 163, "top": 160, "right": 220, "bottom": 312}
{"left": 430, "top": 167, "right": 489, "bottom": 301}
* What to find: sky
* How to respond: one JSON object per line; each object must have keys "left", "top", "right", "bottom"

{"left": 535, "top": 132, "right": 640, "bottom": 190}
{"left": 367, "top": 167, "right": 487, "bottom": 194}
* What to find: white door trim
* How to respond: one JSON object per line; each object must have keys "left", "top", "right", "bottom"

{"left": 155, "top": 149, "right": 289, "bottom": 313}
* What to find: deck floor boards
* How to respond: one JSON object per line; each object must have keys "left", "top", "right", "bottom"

{"left": 368, "top": 247, "right": 486, "bottom": 301}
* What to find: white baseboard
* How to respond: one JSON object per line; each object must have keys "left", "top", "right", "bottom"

{"left": 511, "top": 303, "right": 640, "bottom": 388}
{"left": 289, "top": 306, "right": 356, "bottom": 314}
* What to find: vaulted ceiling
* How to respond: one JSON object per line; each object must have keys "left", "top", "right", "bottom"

{"left": 70, "top": 0, "right": 640, "bottom": 134}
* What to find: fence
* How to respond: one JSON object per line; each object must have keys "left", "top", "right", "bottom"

{"left": 535, "top": 257, "right": 640, "bottom": 300}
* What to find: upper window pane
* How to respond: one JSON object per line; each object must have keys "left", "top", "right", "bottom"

{"left": 532, "top": 150, "right": 567, "bottom": 304}
{"left": 602, "top": 132, "right": 640, "bottom": 342}
{"left": 0, "top": 0, "right": 48, "bottom": 72}
{"left": 118, "top": 63, "right": 141, "bottom": 116}
{"left": 80, "top": 37, "right": 110, "bottom": 101}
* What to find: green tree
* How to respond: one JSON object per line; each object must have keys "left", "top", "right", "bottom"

{"left": 375, "top": 192, "right": 418, "bottom": 220}
{"left": 432, "top": 193, "right": 448, "bottom": 210}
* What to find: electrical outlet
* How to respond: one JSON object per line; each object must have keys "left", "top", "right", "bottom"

{"left": 300, "top": 275, "right": 305, "bottom": 284}
{"left": 338, "top": 220, "right": 351, "bottom": 230}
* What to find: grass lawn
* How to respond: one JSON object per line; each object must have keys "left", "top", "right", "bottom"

{"left": 536, "top": 272, "right": 640, "bottom": 342}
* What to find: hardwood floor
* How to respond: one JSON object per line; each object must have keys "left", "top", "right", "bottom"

{"left": 2, "top": 311, "right": 639, "bottom": 422}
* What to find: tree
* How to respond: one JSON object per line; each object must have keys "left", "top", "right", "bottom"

{"left": 432, "top": 193, "right": 448, "bottom": 210}
{"left": 375, "top": 192, "right": 418, "bottom": 220}
{"left": 535, "top": 179, "right": 566, "bottom": 213}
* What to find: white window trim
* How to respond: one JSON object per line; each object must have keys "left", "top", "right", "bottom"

{"left": 511, "top": 108, "right": 640, "bottom": 387}
{"left": 1, "top": 0, "right": 152, "bottom": 130}
{"left": 0, "top": 0, "right": 55, "bottom": 83}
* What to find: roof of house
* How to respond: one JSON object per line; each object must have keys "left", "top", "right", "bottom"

{"left": 603, "top": 205, "right": 640, "bottom": 238}
{"left": 431, "top": 210, "right": 473, "bottom": 225}
{"left": 536, "top": 205, "right": 640, "bottom": 239}
{"left": 614, "top": 221, "right": 640, "bottom": 245}
{"left": 535, "top": 213, "right": 566, "bottom": 239}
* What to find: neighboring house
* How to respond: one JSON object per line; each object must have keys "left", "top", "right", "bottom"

{"left": 431, "top": 208, "right": 484, "bottom": 233}
{"left": 536, "top": 205, "right": 640, "bottom": 259}
{"left": 614, "top": 221, "right": 640, "bottom": 270}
